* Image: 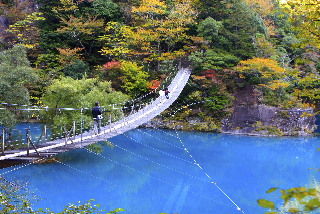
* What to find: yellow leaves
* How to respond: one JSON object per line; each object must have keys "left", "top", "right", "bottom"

{"left": 191, "top": 75, "right": 206, "bottom": 81}
{"left": 168, "top": 0, "right": 198, "bottom": 26}
{"left": 100, "top": 46, "right": 130, "bottom": 57}
{"left": 282, "top": 0, "right": 320, "bottom": 48}
{"left": 132, "top": 0, "right": 166, "bottom": 21}
{"left": 297, "top": 73, "right": 320, "bottom": 87}
{"left": 225, "top": 3, "right": 232, "bottom": 8}
{"left": 100, "top": 0, "right": 198, "bottom": 61}
{"left": 23, "top": 43, "right": 38, "bottom": 49}
{"left": 53, "top": 0, "right": 78, "bottom": 14}
{"left": 57, "top": 14, "right": 104, "bottom": 36}
{"left": 236, "top": 57, "right": 291, "bottom": 90}
{"left": 6, "top": 12, "right": 45, "bottom": 49}
{"left": 238, "top": 73, "right": 245, "bottom": 79}
{"left": 265, "top": 80, "right": 290, "bottom": 90}
{"left": 57, "top": 47, "right": 83, "bottom": 65}
{"left": 237, "top": 57, "right": 286, "bottom": 77}
{"left": 99, "top": 22, "right": 133, "bottom": 58}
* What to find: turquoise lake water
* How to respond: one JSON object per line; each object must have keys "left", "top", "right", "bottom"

{"left": 1, "top": 125, "right": 320, "bottom": 214}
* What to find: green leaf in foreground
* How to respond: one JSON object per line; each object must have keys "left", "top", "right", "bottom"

{"left": 258, "top": 199, "right": 275, "bottom": 210}
{"left": 305, "top": 198, "right": 320, "bottom": 211}
{"left": 266, "top": 187, "right": 279, "bottom": 194}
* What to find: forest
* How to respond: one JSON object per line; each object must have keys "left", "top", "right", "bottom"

{"left": 0, "top": 0, "right": 319, "bottom": 132}
{"left": 0, "top": 0, "right": 320, "bottom": 213}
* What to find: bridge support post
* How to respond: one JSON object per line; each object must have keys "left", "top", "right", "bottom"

{"left": 44, "top": 125, "right": 47, "bottom": 152}
{"left": 73, "top": 121, "right": 76, "bottom": 140}
{"left": 81, "top": 108, "right": 83, "bottom": 144}
{"left": 2, "top": 129, "right": 4, "bottom": 156}
{"left": 64, "top": 125, "right": 67, "bottom": 147}
{"left": 103, "top": 108, "right": 106, "bottom": 127}
{"left": 26, "top": 129, "right": 29, "bottom": 156}
{"left": 90, "top": 121, "right": 93, "bottom": 139}
{"left": 122, "top": 112, "right": 125, "bottom": 127}
{"left": 81, "top": 119, "right": 83, "bottom": 143}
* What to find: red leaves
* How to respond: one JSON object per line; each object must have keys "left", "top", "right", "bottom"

{"left": 200, "top": 70, "right": 215, "bottom": 78}
{"left": 101, "top": 60, "right": 121, "bottom": 71}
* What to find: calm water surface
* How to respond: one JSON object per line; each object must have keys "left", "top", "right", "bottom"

{"left": 1, "top": 126, "right": 320, "bottom": 214}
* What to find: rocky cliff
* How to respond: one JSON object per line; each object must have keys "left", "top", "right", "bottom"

{"left": 221, "top": 105, "right": 315, "bottom": 136}
{"left": 220, "top": 84, "right": 316, "bottom": 136}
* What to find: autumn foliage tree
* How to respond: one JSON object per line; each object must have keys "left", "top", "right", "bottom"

{"left": 0, "top": 0, "right": 38, "bottom": 49}
{"left": 281, "top": 0, "right": 320, "bottom": 49}
{"left": 6, "top": 12, "right": 45, "bottom": 49}
{"left": 235, "top": 57, "right": 303, "bottom": 108}
{"left": 236, "top": 57, "right": 292, "bottom": 90}
{"left": 53, "top": 0, "right": 104, "bottom": 56}
{"left": 100, "top": 0, "right": 198, "bottom": 67}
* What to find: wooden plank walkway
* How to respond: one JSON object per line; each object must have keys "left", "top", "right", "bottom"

{"left": 0, "top": 68, "right": 191, "bottom": 161}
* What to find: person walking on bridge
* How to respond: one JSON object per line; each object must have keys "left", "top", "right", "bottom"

{"left": 92, "top": 101, "right": 102, "bottom": 134}
{"left": 165, "top": 87, "right": 170, "bottom": 99}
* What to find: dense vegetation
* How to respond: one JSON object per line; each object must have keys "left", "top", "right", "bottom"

{"left": 1, "top": 0, "right": 320, "bottom": 213}
{"left": 0, "top": 0, "right": 319, "bottom": 128}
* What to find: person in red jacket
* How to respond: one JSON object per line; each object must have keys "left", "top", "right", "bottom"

{"left": 92, "top": 101, "right": 102, "bottom": 134}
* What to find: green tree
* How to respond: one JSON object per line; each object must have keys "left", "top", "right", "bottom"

{"left": 92, "top": 0, "right": 121, "bottom": 22}
{"left": 221, "top": 0, "right": 261, "bottom": 59}
{"left": 42, "top": 77, "right": 128, "bottom": 135}
{"left": 205, "top": 85, "right": 233, "bottom": 119}
{"left": 197, "top": 17, "right": 223, "bottom": 46}
{"left": 62, "top": 59, "right": 89, "bottom": 80}
{"left": 189, "top": 49, "right": 239, "bottom": 74}
{"left": 35, "top": 0, "right": 108, "bottom": 66}
{"left": 119, "top": 60, "right": 149, "bottom": 97}
{"left": 0, "top": 45, "right": 38, "bottom": 128}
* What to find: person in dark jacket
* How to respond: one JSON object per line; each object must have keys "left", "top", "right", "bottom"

{"left": 92, "top": 101, "right": 102, "bottom": 134}
{"left": 165, "top": 87, "right": 170, "bottom": 99}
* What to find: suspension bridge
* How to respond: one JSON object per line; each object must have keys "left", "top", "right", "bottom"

{"left": 0, "top": 66, "right": 247, "bottom": 213}
{"left": 0, "top": 68, "right": 191, "bottom": 162}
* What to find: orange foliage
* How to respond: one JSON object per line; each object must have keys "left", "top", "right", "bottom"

{"left": 148, "top": 80, "right": 160, "bottom": 91}
{"left": 101, "top": 60, "right": 121, "bottom": 71}
{"left": 0, "top": 0, "right": 33, "bottom": 22}
{"left": 57, "top": 47, "right": 83, "bottom": 65}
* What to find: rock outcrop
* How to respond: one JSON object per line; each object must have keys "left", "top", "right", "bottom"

{"left": 221, "top": 105, "right": 315, "bottom": 136}
{"left": 0, "top": 16, "right": 9, "bottom": 42}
